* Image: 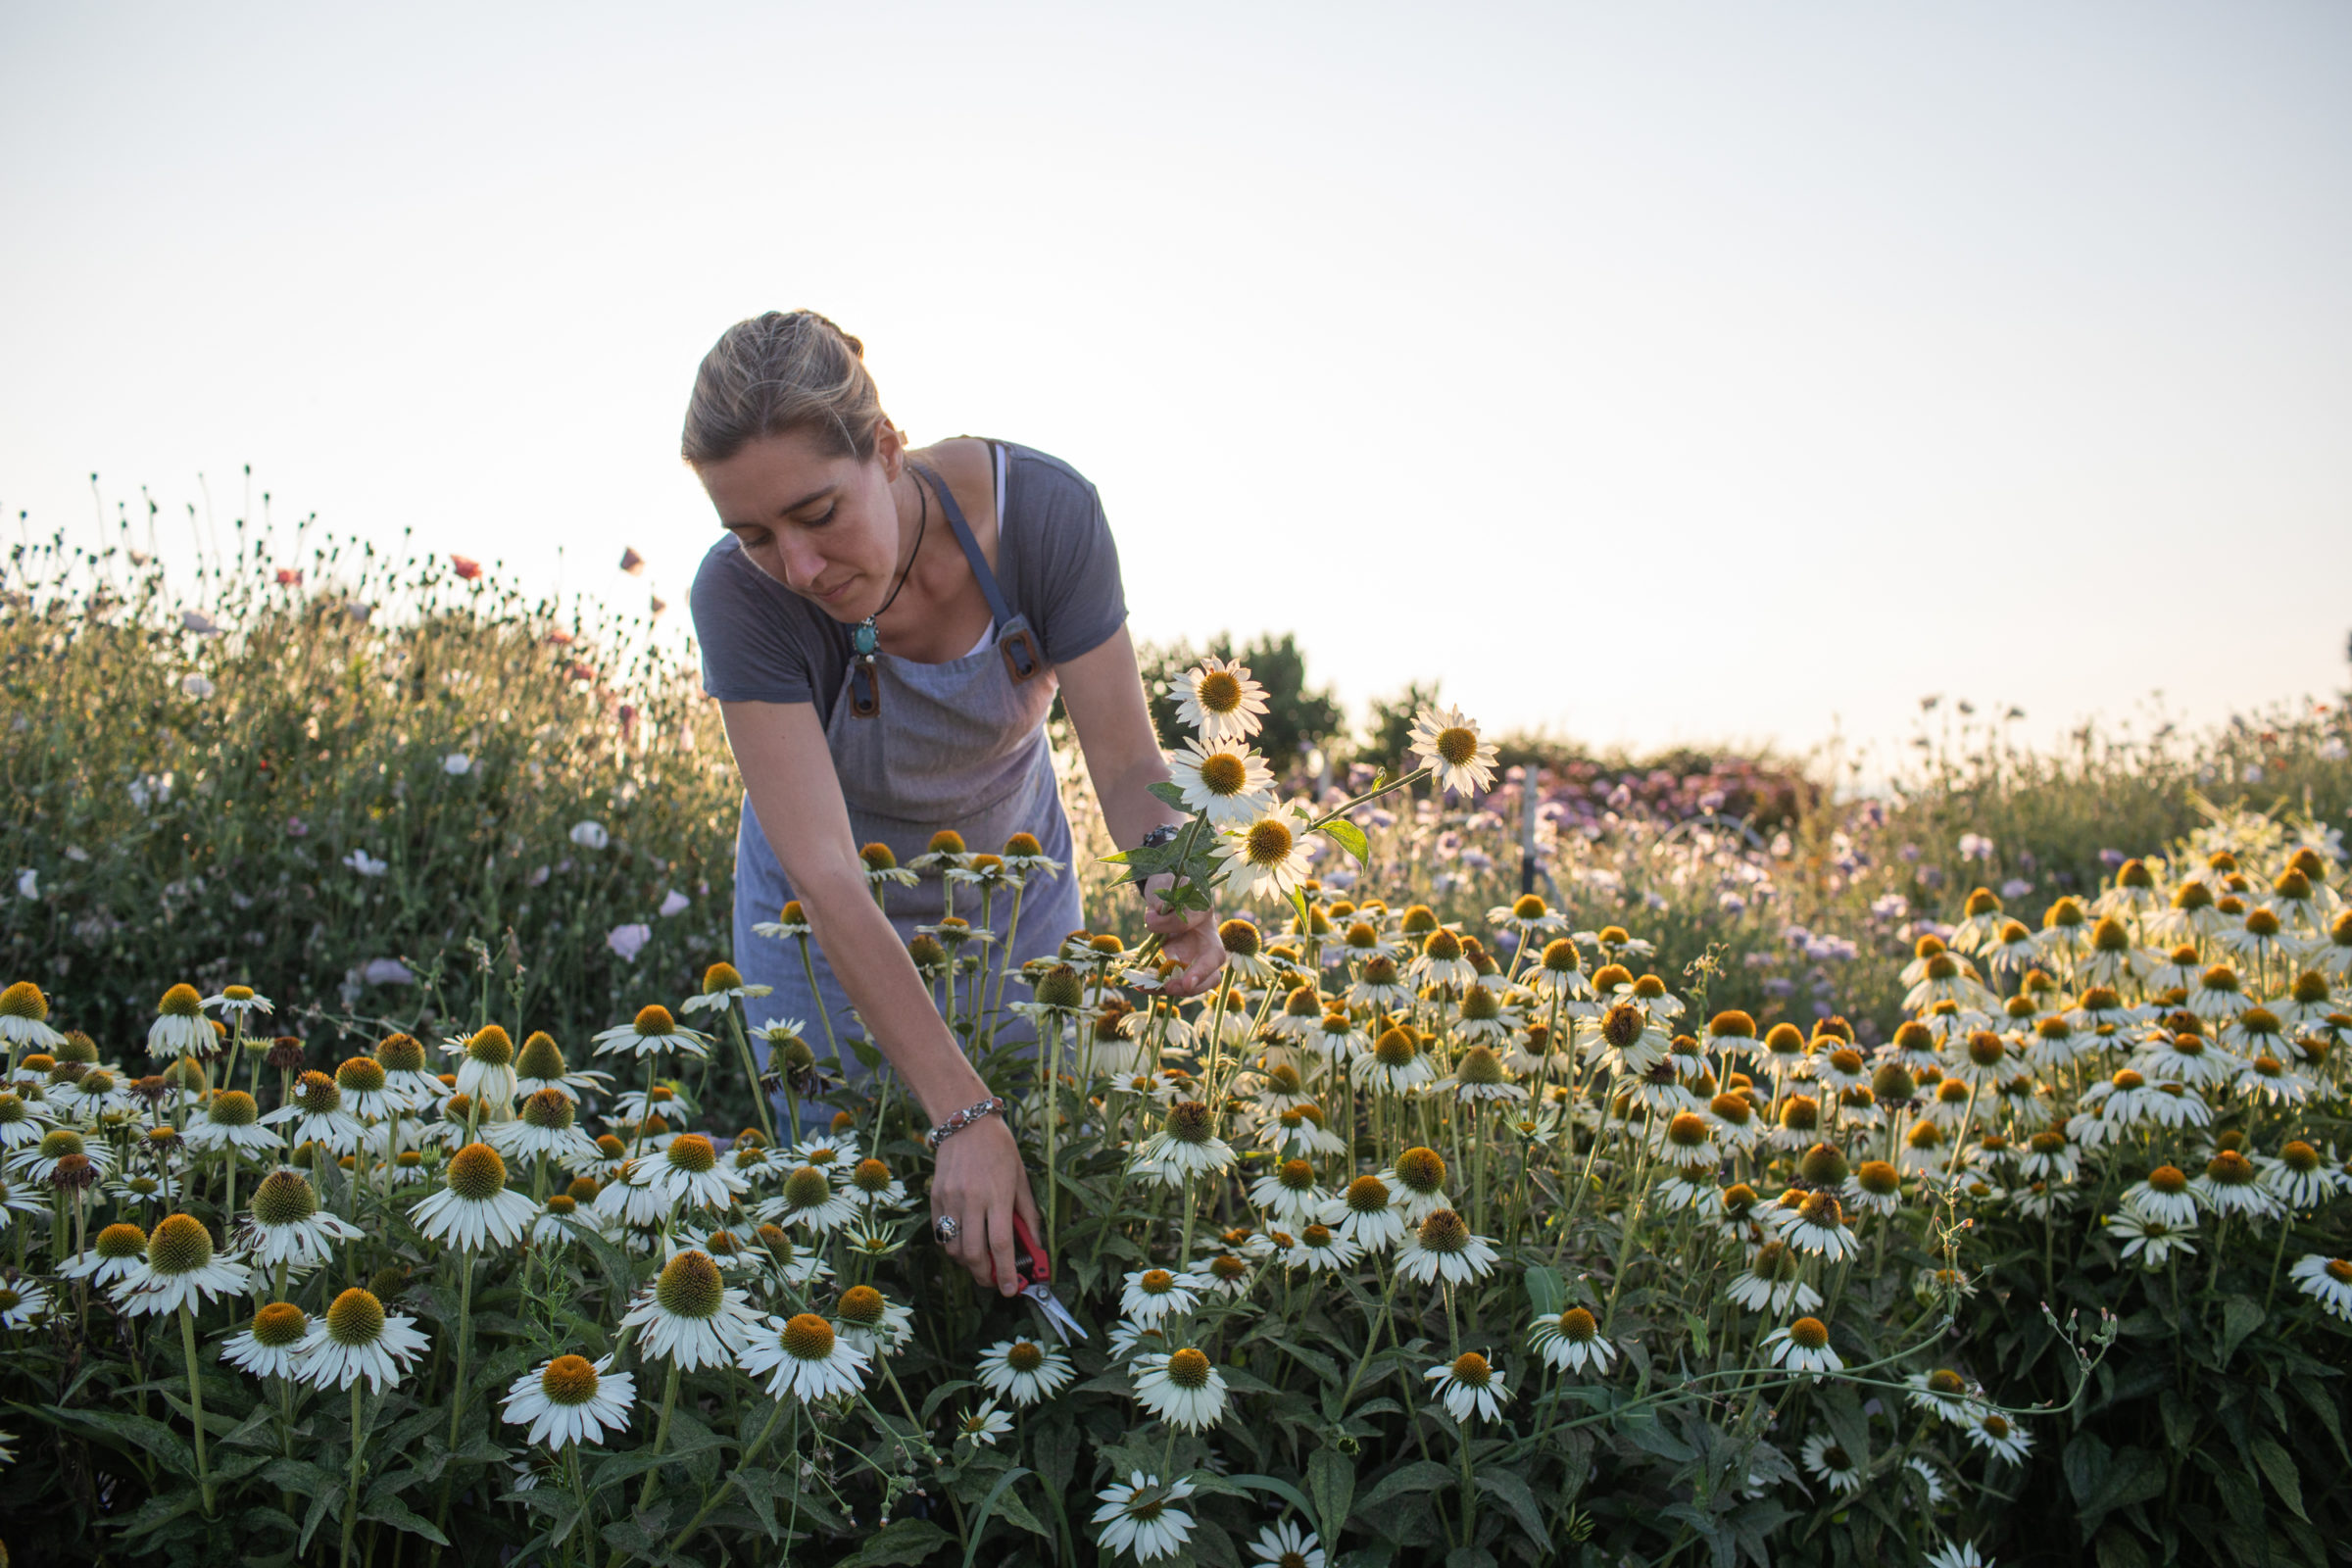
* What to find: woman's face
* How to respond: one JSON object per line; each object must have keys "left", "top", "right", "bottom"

{"left": 700, "top": 423, "right": 905, "bottom": 622}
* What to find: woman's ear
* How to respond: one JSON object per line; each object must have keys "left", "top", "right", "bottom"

{"left": 875, "top": 417, "right": 906, "bottom": 481}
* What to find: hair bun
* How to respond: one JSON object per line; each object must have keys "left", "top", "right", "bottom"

{"left": 791, "top": 309, "right": 863, "bottom": 360}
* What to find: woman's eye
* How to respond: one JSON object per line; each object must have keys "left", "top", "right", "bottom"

{"left": 801, "top": 506, "right": 838, "bottom": 529}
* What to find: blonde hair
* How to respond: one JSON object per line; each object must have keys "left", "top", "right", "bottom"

{"left": 680, "top": 310, "right": 888, "bottom": 468}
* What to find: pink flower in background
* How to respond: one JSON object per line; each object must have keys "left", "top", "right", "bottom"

{"left": 451, "top": 555, "right": 483, "bottom": 580}
{"left": 275, "top": 567, "right": 303, "bottom": 587}
{"left": 360, "top": 958, "right": 415, "bottom": 986}
{"left": 658, "top": 891, "right": 690, "bottom": 917}
{"left": 618, "top": 548, "right": 646, "bottom": 576}
{"left": 607, "top": 923, "right": 652, "bottom": 961}
{"left": 285, "top": 816, "right": 309, "bottom": 838}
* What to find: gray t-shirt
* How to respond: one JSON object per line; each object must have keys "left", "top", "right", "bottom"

{"left": 690, "top": 439, "right": 1128, "bottom": 721}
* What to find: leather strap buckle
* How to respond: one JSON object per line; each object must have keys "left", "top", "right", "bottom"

{"left": 1001, "top": 627, "right": 1042, "bottom": 683}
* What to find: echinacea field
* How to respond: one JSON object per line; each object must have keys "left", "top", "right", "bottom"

{"left": 2, "top": 534, "right": 2350, "bottom": 1568}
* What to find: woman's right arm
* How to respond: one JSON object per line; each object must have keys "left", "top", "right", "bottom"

{"left": 716, "top": 698, "right": 1040, "bottom": 1297}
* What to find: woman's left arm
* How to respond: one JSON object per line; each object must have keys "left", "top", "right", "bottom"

{"left": 1056, "top": 624, "right": 1226, "bottom": 995}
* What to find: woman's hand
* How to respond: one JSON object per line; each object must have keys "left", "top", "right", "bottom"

{"left": 1143, "top": 872, "right": 1225, "bottom": 997}
{"left": 929, "top": 1113, "right": 1044, "bottom": 1296}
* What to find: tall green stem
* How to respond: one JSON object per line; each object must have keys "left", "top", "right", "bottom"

{"left": 445, "top": 1255, "right": 475, "bottom": 1451}
{"left": 341, "top": 1382, "right": 368, "bottom": 1568}
{"left": 179, "top": 1304, "right": 216, "bottom": 1517}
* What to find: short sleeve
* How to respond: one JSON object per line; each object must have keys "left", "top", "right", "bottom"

{"left": 1008, "top": 448, "right": 1128, "bottom": 664}
{"left": 689, "top": 540, "right": 817, "bottom": 705}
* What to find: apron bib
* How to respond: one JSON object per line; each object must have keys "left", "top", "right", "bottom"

{"left": 730, "top": 451, "right": 1088, "bottom": 1076}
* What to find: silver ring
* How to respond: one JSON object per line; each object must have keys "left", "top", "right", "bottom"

{"left": 933, "top": 1215, "right": 960, "bottom": 1244}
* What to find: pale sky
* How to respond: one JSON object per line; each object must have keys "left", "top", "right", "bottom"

{"left": 6, "top": 3, "right": 2348, "bottom": 764}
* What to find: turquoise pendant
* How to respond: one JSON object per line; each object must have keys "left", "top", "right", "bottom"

{"left": 852, "top": 619, "right": 879, "bottom": 658}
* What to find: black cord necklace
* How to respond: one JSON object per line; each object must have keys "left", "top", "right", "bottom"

{"left": 852, "top": 469, "right": 927, "bottom": 660}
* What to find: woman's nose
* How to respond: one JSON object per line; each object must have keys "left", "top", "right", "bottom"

{"left": 776, "top": 538, "right": 825, "bottom": 592}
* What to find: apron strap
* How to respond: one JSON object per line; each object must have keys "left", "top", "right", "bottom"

{"left": 906, "top": 458, "right": 1042, "bottom": 682}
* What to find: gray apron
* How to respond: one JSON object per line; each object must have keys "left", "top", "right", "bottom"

{"left": 731, "top": 449, "right": 1087, "bottom": 1082}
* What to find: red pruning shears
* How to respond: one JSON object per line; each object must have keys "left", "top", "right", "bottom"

{"left": 1011, "top": 1213, "right": 1088, "bottom": 1344}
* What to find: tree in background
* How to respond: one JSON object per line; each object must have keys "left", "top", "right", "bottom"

{"left": 1138, "top": 630, "right": 1344, "bottom": 770}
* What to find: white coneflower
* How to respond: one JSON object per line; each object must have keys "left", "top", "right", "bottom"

{"left": 237, "top": 1169, "right": 362, "bottom": 1270}
{"left": 261, "top": 1072, "right": 366, "bottom": 1153}
{"left": 1727, "top": 1243, "right": 1821, "bottom": 1316}
{"left": 2237, "top": 1054, "right": 2316, "bottom": 1107}
{"left": 2121, "top": 1165, "right": 2197, "bottom": 1228}
{"left": 0, "top": 1277, "right": 50, "bottom": 1329}
{"left": 113, "top": 1213, "right": 251, "bottom": 1316}
{"left": 2288, "top": 1254, "right": 2352, "bottom": 1320}
{"left": 1218, "top": 806, "right": 1316, "bottom": 904}
{"left": 1166, "top": 737, "right": 1278, "bottom": 827}
{"left": 2134, "top": 1030, "right": 2239, "bottom": 1092}
{"left": 956, "top": 1400, "right": 1015, "bottom": 1446}
{"left": 739, "top": 1310, "right": 870, "bottom": 1401}
{"left": 1175, "top": 656, "right": 1269, "bottom": 745}
{"left": 1380, "top": 1147, "right": 1452, "bottom": 1224}
{"left": 1247, "top": 1520, "right": 1326, "bottom": 1568}
{"left": 1107, "top": 1320, "right": 1171, "bottom": 1362}
{"left": 0, "top": 983, "right": 66, "bottom": 1053}
{"left": 622, "top": 1250, "right": 761, "bottom": 1371}
{"left": 371, "top": 1034, "right": 448, "bottom": 1113}
{"left": 436, "top": 1024, "right": 521, "bottom": 1114}
{"left": 1250, "top": 1159, "right": 1328, "bottom": 1228}
{"left": 1424, "top": 1350, "right": 1510, "bottom": 1422}
{"left": 148, "top": 985, "right": 217, "bottom": 1059}
{"left": 58, "top": 1220, "right": 149, "bottom": 1288}
{"left": 1133, "top": 1347, "right": 1230, "bottom": 1431}
{"left": 1133, "top": 1102, "right": 1238, "bottom": 1188}
{"left": 1120, "top": 1267, "right": 1206, "bottom": 1325}
{"left": 530, "top": 1193, "right": 596, "bottom": 1246}
{"left": 1396, "top": 1208, "right": 1499, "bottom": 1286}
{"left": 1347, "top": 955, "right": 1415, "bottom": 1011}
{"left": 844, "top": 1155, "right": 910, "bottom": 1213}
{"left": 1436, "top": 1043, "right": 1527, "bottom": 1105}
{"left": 509, "top": 1030, "right": 612, "bottom": 1102}
{"left": 1582, "top": 1001, "right": 1674, "bottom": 1078}
{"left": 2105, "top": 1208, "right": 2197, "bottom": 1268}
{"left": 831, "top": 1284, "right": 914, "bottom": 1357}
{"left": 46, "top": 1068, "right": 137, "bottom": 1123}
{"left": 1923, "top": 1542, "right": 1989, "bottom": 1568}
{"left": 411, "top": 1143, "right": 538, "bottom": 1252}
{"left": 1966, "top": 1410, "right": 2033, "bottom": 1463}
{"left": 299, "top": 1287, "right": 429, "bottom": 1392}
{"left": 487, "top": 1087, "right": 605, "bottom": 1167}
{"left": 1840, "top": 1160, "right": 1905, "bottom": 1218}
{"left": 2189, "top": 1149, "right": 2279, "bottom": 1220}
{"left": 1763, "top": 1316, "right": 1842, "bottom": 1379}
{"left": 504, "top": 1352, "right": 635, "bottom": 1450}
{"left": 1282, "top": 1223, "right": 1361, "bottom": 1274}
{"left": 1407, "top": 704, "right": 1499, "bottom": 800}
{"left": 1800, "top": 1432, "right": 1865, "bottom": 1495}
{"left": 9, "top": 1126, "right": 111, "bottom": 1186}
{"left": 0, "top": 1091, "right": 51, "bottom": 1152}
{"left": 202, "top": 985, "right": 273, "bottom": 1029}
{"left": 976, "top": 1337, "right": 1076, "bottom": 1406}
{"left": 1352, "top": 1025, "right": 1438, "bottom": 1095}
{"left": 751, "top": 900, "right": 814, "bottom": 942}
{"left": 590, "top": 1004, "right": 712, "bottom": 1062}
{"left": 1323, "top": 1174, "right": 1407, "bottom": 1252}
{"left": 1529, "top": 1305, "right": 1616, "bottom": 1375}
{"left": 749, "top": 1223, "right": 834, "bottom": 1289}
{"left": 220, "top": 1300, "right": 311, "bottom": 1379}
{"left": 2260, "top": 1141, "right": 2343, "bottom": 1209}
{"left": 678, "top": 960, "right": 774, "bottom": 1020}
{"left": 1904, "top": 1368, "right": 1981, "bottom": 1426}
{"left": 1776, "top": 1191, "right": 1861, "bottom": 1262}
{"left": 641, "top": 1133, "right": 749, "bottom": 1213}
{"left": 1264, "top": 1101, "right": 1348, "bottom": 1160}
{"left": 997, "top": 831, "right": 1065, "bottom": 880}
{"left": 1192, "top": 1250, "right": 1254, "bottom": 1299}
{"left": 759, "top": 1164, "right": 859, "bottom": 1234}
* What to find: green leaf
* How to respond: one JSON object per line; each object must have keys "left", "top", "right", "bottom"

{"left": 1475, "top": 1468, "right": 1549, "bottom": 1546}
{"left": 1291, "top": 885, "right": 1312, "bottom": 935}
{"left": 38, "top": 1404, "right": 196, "bottom": 1478}
{"left": 2248, "top": 1436, "right": 2308, "bottom": 1521}
{"left": 1224, "top": 1472, "right": 1320, "bottom": 1533}
{"left": 1307, "top": 1448, "right": 1355, "bottom": 1544}
{"left": 1523, "top": 1264, "right": 1566, "bottom": 1318}
{"left": 963, "top": 1466, "right": 1034, "bottom": 1566}
{"left": 362, "top": 1491, "right": 452, "bottom": 1547}
{"left": 114, "top": 1487, "right": 208, "bottom": 1540}
{"left": 1146, "top": 780, "right": 1189, "bottom": 809}
{"left": 1351, "top": 1457, "right": 1455, "bottom": 1524}
{"left": 835, "top": 1517, "right": 953, "bottom": 1566}
{"left": 1317, "top": 819, "right": 1369, "bottom": 866}
{"left": 2217, "top": 1296, "right": 2265, "bottom": 1364}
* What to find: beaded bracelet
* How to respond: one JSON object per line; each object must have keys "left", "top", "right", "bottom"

{"left": 924, "top": 1095, "right": 1007, "bottom": 1153}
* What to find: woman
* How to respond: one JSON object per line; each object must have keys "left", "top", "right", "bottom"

{"left": 684, "top": 310, "right": 1224, "bottom": 1298}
